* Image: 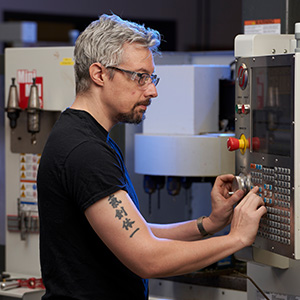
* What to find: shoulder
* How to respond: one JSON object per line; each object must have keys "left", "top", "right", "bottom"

{"left": 65, "top": 139, "right": 122, "bottom": 174}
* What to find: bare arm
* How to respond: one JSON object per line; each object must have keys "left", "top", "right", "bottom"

{"left": 148, "top": 220, "right": 202, "bottom": 241}
{"left": 85, "top": 187, "right": 266, "bottom": 279}
{"left": 149, "top": 174, "right": 246, "bottom": 241}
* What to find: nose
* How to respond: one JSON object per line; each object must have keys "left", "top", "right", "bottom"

{"left": 145, "top": 82, "right": 158, "bottom": 98}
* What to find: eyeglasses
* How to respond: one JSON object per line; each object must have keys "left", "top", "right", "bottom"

{"left": 107, "top": 66, "right": 160, "bottom": 87}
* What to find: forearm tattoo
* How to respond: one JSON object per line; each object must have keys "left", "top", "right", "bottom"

{"left": 108, "top": 194, "right": 140, "bottom": 238}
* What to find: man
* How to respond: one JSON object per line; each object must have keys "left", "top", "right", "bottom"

{"left": 37, "top": 14, "right": 266, "bottom": 300}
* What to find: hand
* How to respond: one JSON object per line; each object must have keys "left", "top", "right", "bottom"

{"left": 206, "top": 174, "right": 246, "bottom": 233}
{"left": 229, "top": 187, "right": 266, "bottom": 247}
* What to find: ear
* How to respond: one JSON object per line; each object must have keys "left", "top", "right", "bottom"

{"left": 89, "top": 63, "right": 106, "bottom": 87}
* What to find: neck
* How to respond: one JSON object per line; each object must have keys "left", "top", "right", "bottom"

{"left": 70, "top": 93, "right": 116, "bottom": 132}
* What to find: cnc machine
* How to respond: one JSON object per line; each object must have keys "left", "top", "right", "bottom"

{"left": 229, "top": 23, "right": 300, "bottom": 299}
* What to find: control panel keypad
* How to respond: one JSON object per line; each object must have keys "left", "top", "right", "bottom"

{"left": 250, "top": 163, "right": 292, "bottom": 245}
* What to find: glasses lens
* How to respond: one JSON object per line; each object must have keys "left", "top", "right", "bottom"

{"left": 135, "top": 72, "right": 160, "bottom": 86}
{"left": 137, "top": 74, "right": 148, "bottom": 85}
{"left": 151, "top": 75, "right": 159, "bottom": 86}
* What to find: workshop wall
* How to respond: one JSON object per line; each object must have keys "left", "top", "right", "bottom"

{"left": 0, "top": 0, "right": 242, "bottom": 51}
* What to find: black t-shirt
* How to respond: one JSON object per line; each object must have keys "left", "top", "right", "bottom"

{"left": 37, "top": 109, "right": 148, "bottom": 300}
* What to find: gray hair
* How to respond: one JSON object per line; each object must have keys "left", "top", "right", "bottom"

{"left": 74, "top": 14, "right": 161, "bottom": 94}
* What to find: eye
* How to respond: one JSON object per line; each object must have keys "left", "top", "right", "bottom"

{"left": 138, "top": 73, "right": 150, "bottom": 85}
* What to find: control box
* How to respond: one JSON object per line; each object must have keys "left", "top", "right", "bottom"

{"left": 229, "top": 50, "right": 300, "bottom": 259}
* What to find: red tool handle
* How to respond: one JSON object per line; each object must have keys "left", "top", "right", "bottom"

{"left": 18, "top": 277, "right": 45, "bottom": 289}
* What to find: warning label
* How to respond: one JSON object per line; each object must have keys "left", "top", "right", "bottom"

{"left": 20, "top": 153, "right": 41, "bottom": 212}
{"left": 60, "top": 57, "right": 74, "bottom": 66}
{"left": 244, "top": 19, "right": 281, "bottom": 35}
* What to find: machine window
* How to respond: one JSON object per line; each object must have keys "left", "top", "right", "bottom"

{"left": 252, "top": 66, "right": 292, "bottom": 157}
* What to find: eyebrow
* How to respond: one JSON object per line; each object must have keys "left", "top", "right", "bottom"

{"left": 136, "top": 67, "right": 155, "bottom": 74}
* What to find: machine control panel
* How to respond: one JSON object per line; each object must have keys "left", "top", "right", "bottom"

{"left": 231, "top": 53, "right": 296, "bottom": 258}
{"left": 251, "top": 164, "right": 292, "bottom": 246}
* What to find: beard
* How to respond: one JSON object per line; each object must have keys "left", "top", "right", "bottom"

{"left": 116, "top": 99, "right": 151, "bottom": 124}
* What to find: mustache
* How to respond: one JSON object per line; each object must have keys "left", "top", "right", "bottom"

{"left": 135, "top": 99, "right": 152, "bottom": 108}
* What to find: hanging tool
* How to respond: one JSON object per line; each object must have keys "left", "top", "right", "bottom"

{"left": 6, "top": 77, "right": 21, "bottom": 129}
{"left": 155, "top": 176, "right": 165, "bottom": 209}
{"left": 167, "top": 176, "right": 181, "bottom": 201}
{"left": 181, "top": 177, "right": 192, "bottom": 204}
{"left": 1, "top": 277, "right": 44, "bottom": 291}
{"left": 27, "top": 77, "right": 41, "bottom": 145}
{"left": 143, "top": 175, "right": 156, "bottom": 215}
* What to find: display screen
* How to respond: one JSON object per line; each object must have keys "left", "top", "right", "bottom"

{"left": 252, "top": 66, "right": 292, "bottom": 157}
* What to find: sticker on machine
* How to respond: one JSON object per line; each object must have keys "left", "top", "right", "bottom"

{"left": 256, "top": 290, "right": 298, "bottom": 300}
{"left": 20, "top": 154, "right": 40, "bottom": 209}
{"left": 244, "top": 19, "right": 281, "bottom": 34}
{"left": 20, "top": 182, "right": 38, "bottom": 199}
{"left": 16, "top": 69, "right": 44, "bottom": 109}
{"left": 20, "top": 153, "right": 40, "bottom": 181}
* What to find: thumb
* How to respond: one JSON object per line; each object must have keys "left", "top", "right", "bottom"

{"left": 229, "top": 189, "right": 245, "bottom": 205}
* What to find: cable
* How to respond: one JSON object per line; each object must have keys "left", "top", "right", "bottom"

{"left": 233, "top": 270, "right": 270, "bottom": 300}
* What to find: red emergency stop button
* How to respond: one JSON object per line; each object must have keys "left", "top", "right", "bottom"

{"left": 227, "top": 137, "right": 240, "bottom": 151}
{"left": 227, "top": 134, "right": 249, "bottom": 155}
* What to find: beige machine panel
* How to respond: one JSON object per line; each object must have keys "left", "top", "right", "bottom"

{"left": 4, "top": 47, "right": 75, "bottom": 276}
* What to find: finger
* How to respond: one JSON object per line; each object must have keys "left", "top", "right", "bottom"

{"left": 249, "top": 186, "right": 259, "bottom": 194}
{"left": 242, "top": 192, "right": 264, "bottom": 210}
{"left": 213, "top": 174, "right": 234, "bottom": 189}
{"left": 229, "top": 185, "right": 260, "bottom": 204}
{"left": 227, "top": 189, "right": 245, "bottom": 205}
{"left": 219, "top": 175, "right": 235, "bottom": 191}
{"left": 214, "top": 176, "right": 237, "bottom": 198}
{"left": 244, "top": 186, "right": 260, "bottom": 200}
{"left": 235, "top": 186, "right": 260, "bottom": 208}
{"left": 218, "top": 174, "right": 235, "bottom": 183}
{"left": 257, "top": 205, "right": 267, "bottom": 217}
{"left": 239, "top": 186, "right": 259, "bottom": 202}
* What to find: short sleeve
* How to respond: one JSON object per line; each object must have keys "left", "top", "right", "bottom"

{"left": 62, "top": 140, "right": 126, "bottom": 211}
